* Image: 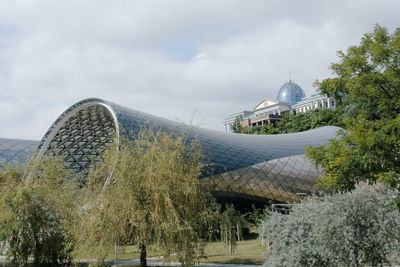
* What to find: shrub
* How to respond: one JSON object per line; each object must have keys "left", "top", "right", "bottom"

{"left": 259, "top": 183, "right": 400, "bottom": 267}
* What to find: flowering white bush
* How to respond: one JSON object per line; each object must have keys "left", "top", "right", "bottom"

{"left": 259, "top": 183, "right": 400, "bottom": 267}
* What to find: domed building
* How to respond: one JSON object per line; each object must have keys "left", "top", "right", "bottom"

{"left": 223, "top": 80, "right": 336, "bottom": 133}
{"left": 277, "top": 81, "right": 306, "bottom": 105}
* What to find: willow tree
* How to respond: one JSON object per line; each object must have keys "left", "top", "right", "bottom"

{"left": 76, "top": 128, "right": 218, "bottom": 266}
{"left": 0, "top": 157, "right": 79, "bottom": 266}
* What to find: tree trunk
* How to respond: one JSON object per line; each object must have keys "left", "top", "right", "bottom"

{"left": 140, "top": 243, "right": 147, "bottom": 267}
{"left": 224, "top": 225, "right": 228, "bottom": 251}
{"left": 236, "top": 223, "right": 241, "bottom": 242}
{"left": 229, "top": 226, "right": 232, "bottom": 255}
{"left": 230, "top": 228, "right": 234, "bottom": 254}
{"left": 114, "top": 240, "right": 118, "bottom": 260}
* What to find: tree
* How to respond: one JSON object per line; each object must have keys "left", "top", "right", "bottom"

{"left": 219, "top": 204, "right": 241, "bottom": 254}
{"left": 315, "top": 24, "right": 400, "bottom": 121}
{"left": 307, "top": 25, "right": 400, "bottom": 191}
{"left": 238, "top": 108, "right": 344, "bottom": 135}
{"left": 276, "top": 108, "right": 344, "bottom": 134}
{"left": 306, "top": 114, "right": 400, "bottom": 191}
{"left": 232, "top": 116, "right": 243, "bottom": 133}
{"left": 259, "top": 183, "right": 400, "bottom": 267}
{"left": 75, "top": 128, "right": 218, "bottom": 266}
{"left": 0, "top": 157, "right": 79, "bottom": 266}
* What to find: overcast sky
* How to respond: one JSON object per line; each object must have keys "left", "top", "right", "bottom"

{"left": 0, "top": 0, "right": 399, "bottom": 140}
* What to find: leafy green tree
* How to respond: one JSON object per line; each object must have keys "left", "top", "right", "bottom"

{"left": 259, "top": 122, "right": 279, "bottom": 134}
{"left": 238, "top": 109, "right": 344, "bottom": 135}
{"left": 0, "top": 157, "right": 79, "bottom": 266}
{"left": 240, "top": 122, "right": 279, "bottom": 135}
{"left": 219, "top": 204, "right": 242, "bottom": 254}
{"left": 259, "top": 183, "right": 400, "bottom": 267}
{"left": 307, "top": 25, "right": 400, "bottom": 191}
{"left": 75, "top": 129, "right": 218, "bottom": 267}
{"left": 306, "top": 114, "right": 400, "bottom": 191}
{"left": 276, "top": 108, "right": 344, "bottom": 134}
{"left": 315, "top": 24, "right": 400, "bottom": 120}
{"left": 243, "top": 204, "right": 265, "bottom": 229}
{"left": 232, "top": 116, "right": 242, "bottom": 133}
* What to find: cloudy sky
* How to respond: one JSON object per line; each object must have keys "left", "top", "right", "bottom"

{"left": 0, "top": 0, "right": 399, "bottom": 140}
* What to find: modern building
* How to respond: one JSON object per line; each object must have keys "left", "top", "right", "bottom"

{"left": 223, "top": 81, "right": 336, "bottom": 133}
{"left": 0, "top": 98, "right": 339, "bottom": 204}
{"left": 0, "top": 138, "right": 38, "bottom": 166}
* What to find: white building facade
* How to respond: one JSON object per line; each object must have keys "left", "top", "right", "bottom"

{"left": 291, "top": 93, "right": 336, "bottom": 113}
{"left": 223, "top": 81, "right": 335, "bottom": 133}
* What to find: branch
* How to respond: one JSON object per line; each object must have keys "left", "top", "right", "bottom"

{"left": 378, "top": 83, "right": 393, "bottom": 99}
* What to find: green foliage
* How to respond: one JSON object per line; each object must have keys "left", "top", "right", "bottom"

{"left": 239, "top": 108, "right": 344, "bottom": 135}
{"left": 306, "top": 115, "right": 400, "bottom": 191}
{"left": 240, "top": 122, "right": 279, "bottom": 135}
{"left": 0, "top": 157, "right": 78, "bottom": 266}
{"left": 315, "top": 24, "right": 400, "bottom": 121}
{"left": 243, "top": 204, "right": 265, "bottom": 229}
{"left": 0, "top": 129, "right": 221, "bottom": 266}
{"left": 259, "top": 183, "right": 400, "bottom": 267}
{"left": 75, "top": 128, "right": 219, "bottom": 266}
{"left": 307, "top": 24, "right": 400, "bottom": 191}
{"left": 219, "top": 204, "right": 241, "bottom": 254}
{"left": 241, "top": 25, "right": 400, "bottom": 192}
{"left": 277, "top": 108, "right": 344, "bottom": 133}
{"left": 232, "top": 116, "right": 242, "bottom": 133}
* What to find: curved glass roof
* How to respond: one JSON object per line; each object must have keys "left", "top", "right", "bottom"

{"left": 277, "top": 81, "right": 306, "bottom": 104}
{"left": 36, "top": 98, "right": 339, "bottom": 203}
{"left": 37, "top": 99, "right": 118, "bottom": 174}
{"left": 0, "top": 138, "right": 39, "bottom": 167}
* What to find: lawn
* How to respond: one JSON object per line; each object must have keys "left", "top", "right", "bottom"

{"left": 1, "top": 240, "right": 266, "bottom": 266}
{"left": 113, "top": 239, "right": 266, "bottom": 265}
{"left": 111, "top": 244, "right": 163, "bottom": 260}
{"left": 198, "top": 239, "right": 266, "bottom": 265}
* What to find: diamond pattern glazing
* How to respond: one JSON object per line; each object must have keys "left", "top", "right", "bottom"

{"left": 0, "top": 138, "right": 39, "bottom": 166}
{"left": 4, "top": 98, "right": 339, "bottom": 203}
{"left": 37, "top": 100, "right": 118, "bottom": 174}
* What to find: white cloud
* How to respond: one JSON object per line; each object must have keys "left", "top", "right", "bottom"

{"left": 0, "top": 0, "right": 399, "bottom": 139}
